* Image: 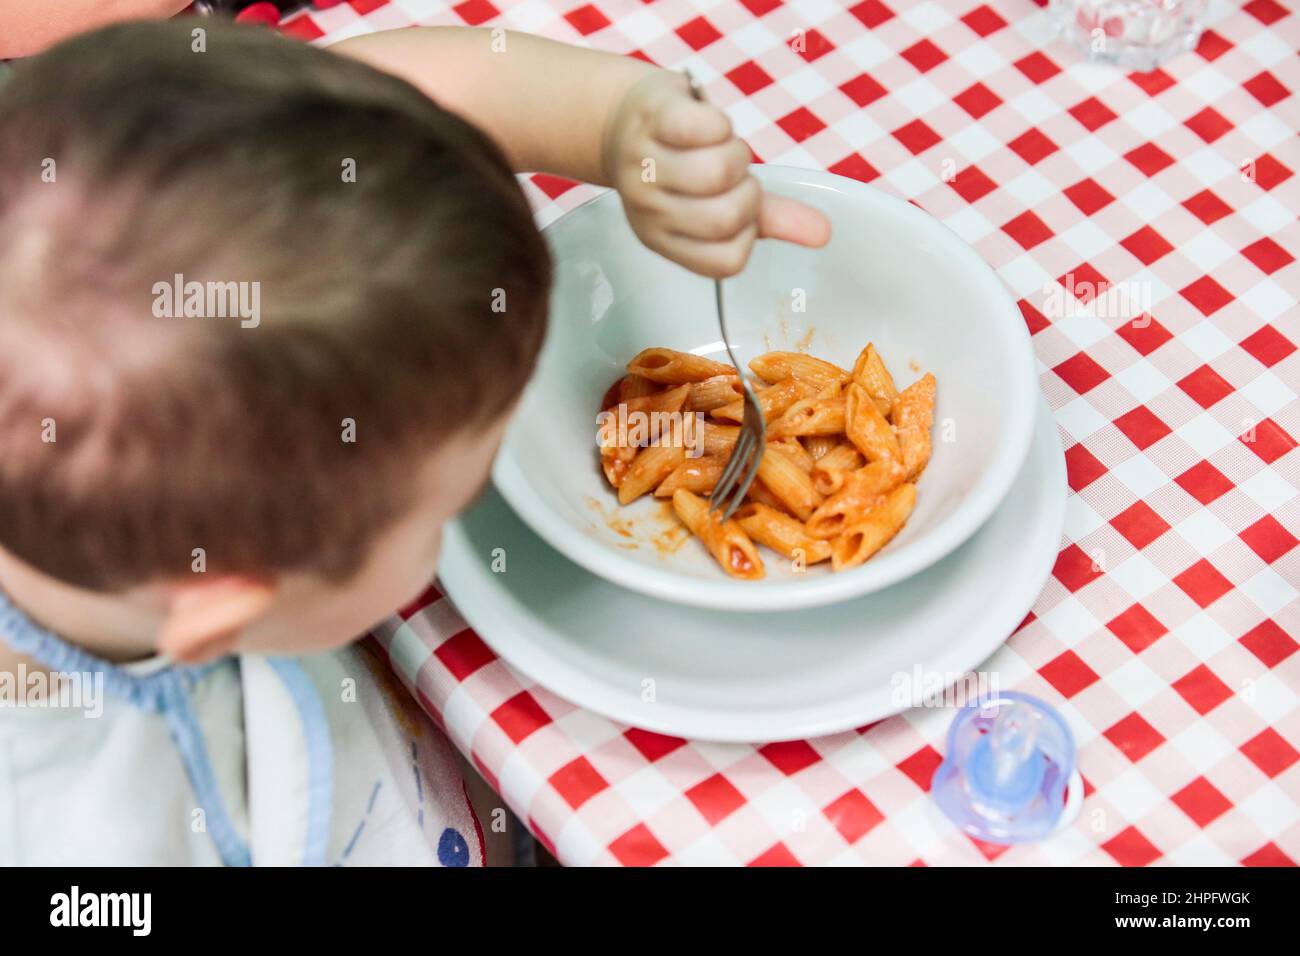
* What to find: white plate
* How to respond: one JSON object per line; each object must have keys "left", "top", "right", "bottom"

{"left": 495, "top": 165, "right": 1040, "bottom": 611}
{"left": 440, "top": 401, "right": 1065, "bottom": 742}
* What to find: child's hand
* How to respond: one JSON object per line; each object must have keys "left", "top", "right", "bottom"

{"left": 603, "top": 72, "right": 831, "bottom": 279}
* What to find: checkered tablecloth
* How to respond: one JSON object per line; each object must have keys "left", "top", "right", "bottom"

{"left": 282, "top": 0, "right": 1298, "bottom": 865}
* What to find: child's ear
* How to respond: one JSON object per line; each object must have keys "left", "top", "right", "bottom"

{"left": 156, "top": 577, "right": 278, "bottom": 665}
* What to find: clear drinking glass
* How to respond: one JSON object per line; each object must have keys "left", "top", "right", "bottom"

{"left": 1049, "top": 0, "right": 1208, "bottom": 72}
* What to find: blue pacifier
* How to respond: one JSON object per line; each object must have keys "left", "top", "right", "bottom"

{"left": 932, "top": 692, "right": 1080, "bottom": 844}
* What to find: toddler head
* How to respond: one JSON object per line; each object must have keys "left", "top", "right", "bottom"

{"left": 0, "top": 21, "right": 550, "bottom": 661}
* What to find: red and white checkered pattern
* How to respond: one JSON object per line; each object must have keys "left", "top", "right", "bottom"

{"left": 283, "top": 0, "right": 1299, "bottom": 865}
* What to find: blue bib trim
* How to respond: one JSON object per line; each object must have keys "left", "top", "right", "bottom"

{"left": 0, "top": 590, "right": 255, "bottom": 865}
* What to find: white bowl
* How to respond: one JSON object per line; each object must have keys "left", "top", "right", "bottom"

{"left": 493, "top": 165, "right": 1038, "bottom": 611}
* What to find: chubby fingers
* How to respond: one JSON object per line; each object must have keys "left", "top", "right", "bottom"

{"left": 658, "top": 174, "right": 763, "bottom": 242}
{"left": 644, "top": 91, "right": 830, "bottom": 250}
{"left": 758, "top": 193, "right": 832, "bottom": 249}
{"left": 650, "top": 88, "right": 735, "bottom": 149}
{"left": 622, "top": 73, "right": 833, "bottom": 276}
{"left": 640, "top": 223, "right": 760, "bottom": 280}
{"left": 638, "top": 187, "right": 833, "bottom": 277}
{"left": 629, "top": 173, "right": 761, "bottom": 278}
{"left": 648, "top": 137, "right": 752, "bottom": 195}
{"left": 629, "top": 175, "right": 834, "bottom": 276}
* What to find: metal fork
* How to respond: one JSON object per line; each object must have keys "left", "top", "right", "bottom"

{"left": 684, "top": 71, "right": 765, "bottom": 522}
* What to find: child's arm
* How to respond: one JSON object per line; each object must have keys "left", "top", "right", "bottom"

{"left": 0, "top": 0, "right": 190, "bottom": 58}
{"left": 334, "top": 28, "right": 830, "bottom": 278}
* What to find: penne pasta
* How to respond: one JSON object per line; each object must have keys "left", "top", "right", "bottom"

{"left": 831, "top": 482, "right": 917, "bottom": 571}
{"left": 805, "top": 459, "right": 905, "bottom": 539}
{"left": 756, "top": 442, "right": 824, "bottom": 520}
{"left": 711, "top": 377, "right": 814, "bottom": 423}
{"left": 672, "top": 489, "right": 765, "bottom": 580}
{"left": 627, "top": 347, "right": 733, "bottom": 384}
{"left": 621, "top": 383, "right": 690, "bottom": 417}
{"left": 601, "top": 444, "right": 635, "bottom": 487}
{"left": 850, "top": 343, "right": 899, "bottom": 418}
{"left": 618, "top": 373, "right": 658, "bottom": 404}
{"left": 768, "top": 393, "right": 847, "bottom": 438}
{"left": 744, "top": 477, "right": 791, "bottom": 514}
{"left": 598, "top": 383, "right": 692, "bottom": 486}
{"left": 768, "top": 437, "right": 815, "bottom": 473}
{"left": 655, "top": 456, "right": 724, "bottom": 497}
{"left": 892, "top": 372, "right": 936, "bottom": 480}
{"left": 802, "top": 435, "right": 838, "bottom": 461}
{"left": 597, "top": 340, "right": 936, "bottom": 579}
{"left": 749, "top": 351, "right": 851, "bottom": 389}
{"left": 845, "top": 382, "right": 902, "bottom": 465}
{"left": 809, "top": 441, "right": 865, "bottom": 497}
{"left": 688, "top": 374, "right": 745, "bottom": 412}
{"left": 619, "top": 442, "right": 687, "bottom": 504}
{"left": 702, "top": 422, "right": 740, "bottom": 457}
{"left": 735, "top": 504, "right": 833, "bottom": 564}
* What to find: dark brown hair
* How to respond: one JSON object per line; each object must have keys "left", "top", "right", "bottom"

{"left": 0, "top": 19, "right": 551, "bottom": 590}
